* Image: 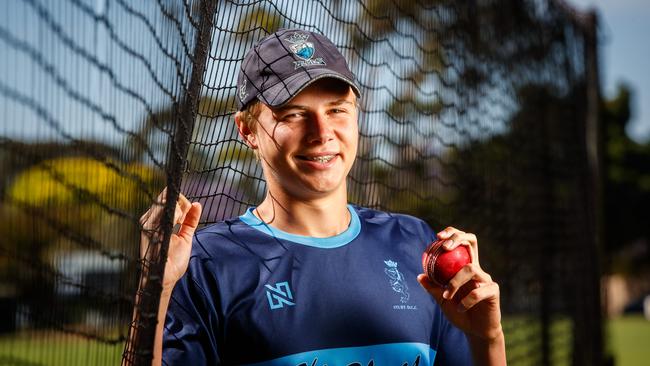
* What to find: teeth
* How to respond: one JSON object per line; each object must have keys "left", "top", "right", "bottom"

{"left": 307, "top": 155, "right": 335, "bottom": 163}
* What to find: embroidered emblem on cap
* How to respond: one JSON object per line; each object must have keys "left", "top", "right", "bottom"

{"left": 285, "top": 32, "right": 326, "bottom": 69}
{"left": 239, "top": 78, "right": 249, "bottom": 102}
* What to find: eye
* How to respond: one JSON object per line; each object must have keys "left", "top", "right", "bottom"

{"left": 280, "top": 112, "right": 306, "bottom": 121}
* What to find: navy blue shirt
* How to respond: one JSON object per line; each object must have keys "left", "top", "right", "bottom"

{"left": 163, "top": 205, "right": 472, "bottom": 365}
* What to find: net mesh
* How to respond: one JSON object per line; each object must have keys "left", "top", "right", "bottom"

{"left": 0, "top": 0, "right": 603, "bottom": 365}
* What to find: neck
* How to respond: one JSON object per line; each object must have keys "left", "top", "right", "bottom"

{"left": 254, "top": 189, "right": 350, "bottom": 238}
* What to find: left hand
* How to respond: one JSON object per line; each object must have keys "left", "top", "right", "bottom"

{"left": 417, "top": 227, "right": 503, "bottom": 342}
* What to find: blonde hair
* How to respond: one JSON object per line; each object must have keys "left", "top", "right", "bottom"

{"left": 238, "top": 100, "right": 262, "bottom": 133}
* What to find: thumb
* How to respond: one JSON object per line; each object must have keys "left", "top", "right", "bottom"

{"left": 177, "top": 202, "right": 202, "bottom": 241}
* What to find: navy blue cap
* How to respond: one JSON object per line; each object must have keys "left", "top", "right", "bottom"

{"left": 236, "top": 28, "right": 361, "bottom": 111}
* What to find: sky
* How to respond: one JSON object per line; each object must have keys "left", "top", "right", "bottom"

{"left": 568, "top": 0, "right": 650, "bottom": 143}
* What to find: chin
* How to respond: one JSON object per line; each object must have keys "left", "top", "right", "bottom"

{"left": 299, "top": 176, "right": 346, "bottom": 196}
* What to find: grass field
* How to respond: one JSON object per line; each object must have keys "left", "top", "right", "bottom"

{"left": 0, "top": 331, "right": 122, "bottom": 366}
{"left": 608, "top": 315, "right": 650, "bottom": 366}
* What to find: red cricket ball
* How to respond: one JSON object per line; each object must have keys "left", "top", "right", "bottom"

{"left": 422, "top": 239, "right": 472, "bottom": 287}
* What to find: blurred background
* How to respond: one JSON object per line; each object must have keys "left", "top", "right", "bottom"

{"left": 0, "top": 0, "right": 649, "bottom": 365}
{"left": 570, "top": 1, "right": 650, "bottom": 364}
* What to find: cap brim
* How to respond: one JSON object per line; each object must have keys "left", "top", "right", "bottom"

{"left": 257, "top": 69, "right": 361, "bottom": 108}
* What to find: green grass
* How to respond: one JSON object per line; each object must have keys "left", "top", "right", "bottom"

{"left": 0, "top": 331, "right": 123, "bottom": 366}
{"left": 502, "top": 315, "right": 572, "bottom": 366}
{"left": 608, "top": 315, "right": 650, "bottom": 366}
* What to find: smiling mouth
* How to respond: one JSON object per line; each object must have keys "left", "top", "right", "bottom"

{"left": 297, "top": 155, "right": 336, "bottom": 163}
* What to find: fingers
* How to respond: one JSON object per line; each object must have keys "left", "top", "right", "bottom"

{"left": 443, "top": 262, "right": 492, "bottom": 300}
{"left": 437, "top": 227, "right": 480, "bottom": 265}
{"left": 176, "top": 202, "right": 202, "bottom": 241}
{"left": 420, "top": 267, "right": 499, "bottom": 313}
{"left": 173, "top": 194, "right": 190, "bottom": 228}
{"left": 140, "top": 188, "right": 199, "bottom": 246}
{"left": 434, "top": 228, "right": 496, "bottom": 306}
{"left": 141, "top": 189, "right": 193, "bottom": 226}
{"left": 436, "top": 226, "right": 457, "bottom": 240}
{"left": 457, "top": 281, "right": 500, "bottom": 313}
{"left": 437, "top": 228, "right": 476, "bottom": 250}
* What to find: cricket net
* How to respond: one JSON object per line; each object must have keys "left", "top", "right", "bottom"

{"left": 0, "top": 1, "right": 603, "bottom": 365}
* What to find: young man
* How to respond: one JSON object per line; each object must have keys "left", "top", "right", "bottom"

{"left": 142, "top": 28, "right": 505, "bottom": 365}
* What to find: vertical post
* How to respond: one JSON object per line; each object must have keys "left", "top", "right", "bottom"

{"left": 539, "top": 94, "right": 552, "bottom": 366}
{"left": 123, "top": 1, "right": 217, "bottom": 365}
{"left": 581, "top": 10, "right": 605, "bottom": 366}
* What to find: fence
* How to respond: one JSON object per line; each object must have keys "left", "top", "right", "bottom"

{"left": 0, "top": 0, "right": 603, "bottom": 365}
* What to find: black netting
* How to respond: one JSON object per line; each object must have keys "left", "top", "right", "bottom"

{"left": 0, "top": 1, "right": 603, "bottom": 365}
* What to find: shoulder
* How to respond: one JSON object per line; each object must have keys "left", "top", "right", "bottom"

{"left": 352, "top": 205, "right": 437, "bottom": 244}
{"left": 173, "top": 215, "right": 270, "bottom": 306}
{"left": 353, "top": 205, "right": 426, "bottom": 223}
{"left": 189, "top": 216, "right": 268, "bottom": 259}
{"left": 183, "top": 216, "right": 269, "bottom": 283}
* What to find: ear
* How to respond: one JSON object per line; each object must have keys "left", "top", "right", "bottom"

{"left": 235, "top": 112, "right": 258, "bottom": 149}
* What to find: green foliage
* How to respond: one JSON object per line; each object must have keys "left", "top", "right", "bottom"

{"left": 7, "top": 156, "right": 156, "bottom": 210}
{"left": 351, "top": 0, "right": 446, "bottom": 121}
{"left": 601, "top": 84, "right": 650, "bottom": 272}
{"left": 387, "top": 95, "right": 443, "bottom": 120}
{"left": 237, "top": 7, "right": 283, "bottom": 34}
{"left": 603, "top": 85, "right": 650, "bottom": 191}
{"left": 0, "top": 154, "right": 160, "bottom": 283}
{"left": 130, "top": 95, "right": 238, "bottom": 163}
{"left": 197, "top": 95, "right": 236, "bottom": 118}
{"left": 349, "top": 143, "right": 454, "bottom": 230}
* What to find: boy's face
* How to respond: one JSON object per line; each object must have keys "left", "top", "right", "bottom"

{"left": 243, "top": 79, "right": 359, "bottom": 201}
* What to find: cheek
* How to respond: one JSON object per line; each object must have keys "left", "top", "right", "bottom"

{"left": 345, "top": 124, "right": 359, "bottom": 152}
{"left": 256, "top": 128, "right": 294, "bottom": 160}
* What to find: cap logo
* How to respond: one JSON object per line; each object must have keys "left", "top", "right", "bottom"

{"left": 285, "top": 32, "right": 325, "bottom": 69}
{"left": 239, "top": 78, "right": 249, "bottom": 102}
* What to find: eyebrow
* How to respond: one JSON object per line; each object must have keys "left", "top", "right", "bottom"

{"left": 328, "top": 99, "right": 355, "bottom": 107}
{"left": 275, "top": 104, "right": 308, "bottom": 113}
{"left": 277, "top": 99, "right": 354, "bottom": 112}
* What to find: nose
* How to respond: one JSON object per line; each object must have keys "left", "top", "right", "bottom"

{"left": 307, "top": 112, "right": 334, "bottom": 144}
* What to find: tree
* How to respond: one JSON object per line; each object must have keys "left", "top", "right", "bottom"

{"left": 601, "top": 84, "right": 650, "bottom": 273}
